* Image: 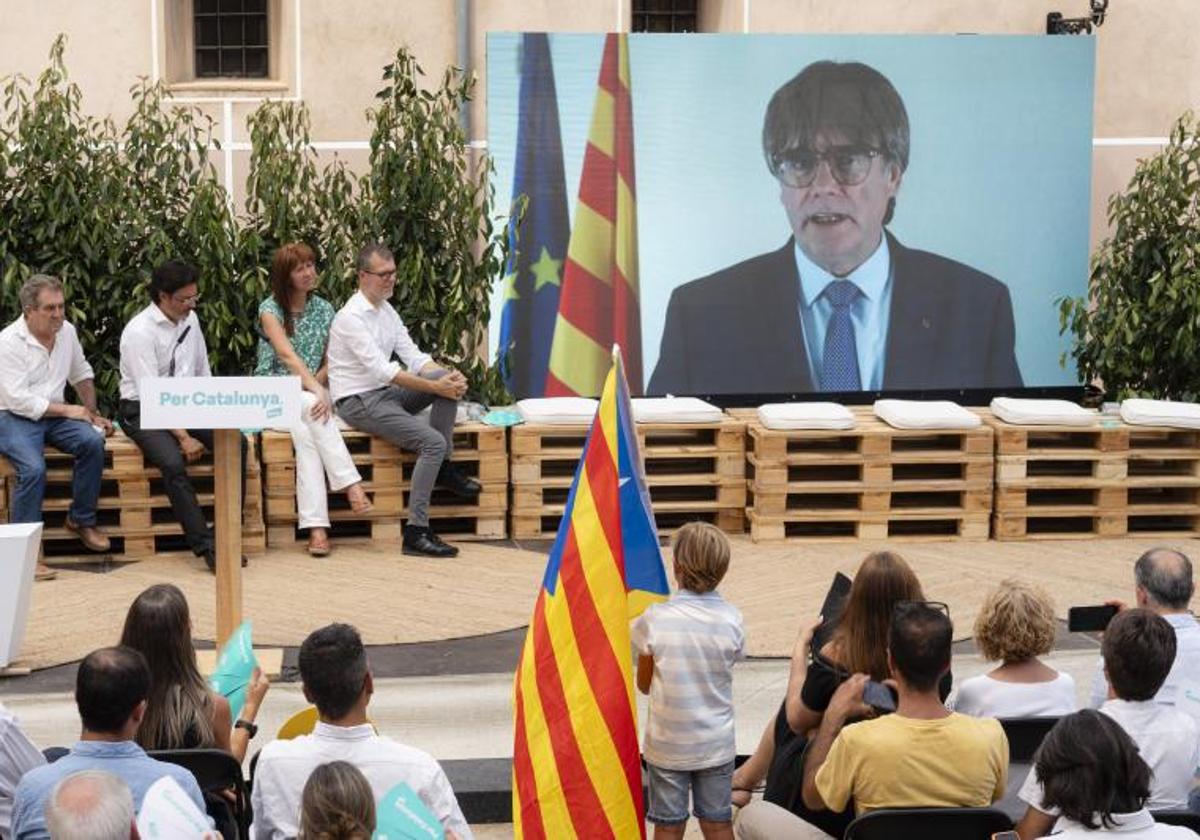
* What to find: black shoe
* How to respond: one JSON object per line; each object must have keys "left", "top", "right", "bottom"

{"left": 436, "top": 462, "right": 481, "bottom": 499}
{"left": 402, "top": 525, "right": 459, "bottom": 558}
{"left": 200, "top": 549, "right": 249, "bottom": 572}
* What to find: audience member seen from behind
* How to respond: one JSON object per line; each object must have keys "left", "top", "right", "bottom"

{"left": 255, "top": 242, "right": 373, "bottom": 557}
{"left": 1030, "top": 710, "right": 1196, "bottom": 839}
{"left": 952, "top": 579, "right": 1076, "bottom": 717}
{"left": 251, "top": 623, "right": 469, "bottom": 840}
{"left": 1088, "top": 548, "right": 1199, "bottom": 707}
{"left": 632, "top": 522, "right": 746, "bottom": 840}
{"left": 43, "top": 771, "right": 136, "bottom": 840}
{"left": 736, "top": 603, "right": 1008, "bottom": 839}
{"left": 10, "top": 647, "right": 206, "bottom": 840}
{"left": 0, "top": 703, "right": 45, "bottom": 839}
{"left": 1016, "top": 608, "right": 1200, "bottom": 839}
{"left": 297, "top": 761, "right": 376, "bottom": 840}
{"left": 731, "top": 551, "right": 947, "bottom": 838}
{"left": 119, "top": 583, "right": 269, "bottom": 762}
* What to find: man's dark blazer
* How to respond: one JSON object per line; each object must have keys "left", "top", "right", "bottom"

{"left": 647, "top": 232, "right": 1023, "bottom": 395}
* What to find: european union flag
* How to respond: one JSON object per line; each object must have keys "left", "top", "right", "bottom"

{"left": 498, "top": 33, "right": 570, "bottom": 399}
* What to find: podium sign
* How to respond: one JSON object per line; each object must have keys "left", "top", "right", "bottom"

{"left": 0, "top": 522, "right": 42, "bottom": 668}
{"left": 138, "top": 376, "right": 301, "bottom": 430}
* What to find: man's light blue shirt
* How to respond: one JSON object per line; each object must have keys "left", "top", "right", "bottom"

{"left": 10, "top": 740, "right": 206, "bottom": 840}
{"left": 795, "top": 234, "right": 893, "bottom": 390}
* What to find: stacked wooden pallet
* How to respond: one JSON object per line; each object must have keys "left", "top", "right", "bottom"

{"left": 739, "top": 407, "right": 993, "bottom": 542}
{"left": 988, "top": 414, "right": 1200, "bottom": 539}
{"left": 509, "top": 417, "right": 747, "bottom": 540}
{"left": 260, "top": 423, "right": 508, "bottom": 546}
{"left": 0, "top": 431, "right": 265, "bottom": 559}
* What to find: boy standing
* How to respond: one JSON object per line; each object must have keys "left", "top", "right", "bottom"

{"left": 632, "top": 522, "right": 746, "bottom": 840}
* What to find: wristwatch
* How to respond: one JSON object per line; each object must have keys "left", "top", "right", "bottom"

{"left": 234, "top": 719, "right": 259, "bottom": 738}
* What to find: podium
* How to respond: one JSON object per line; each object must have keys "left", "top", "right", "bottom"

{"left": 0, "top": 522, "right": 42, "bottom": 670}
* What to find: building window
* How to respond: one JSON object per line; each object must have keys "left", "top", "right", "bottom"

{"left": 632, "top": 0, "right": 698, "bottom": 33}
{"left": 194, "top": 0, "right": 269, "bottom": 78}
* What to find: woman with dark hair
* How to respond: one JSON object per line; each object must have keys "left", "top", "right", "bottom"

{"left": 119, "top": 584, "right": 268, "bottom": 763}
{"left": 1032, "top": 710, "right": 1194, "bottom": 837}
{"left": 731, "top": 551, "right": 949, "bottom": 836}
{"left": 255, "top": 243, "right": 371, "bottom": 556}
{"left": 298, "top": 762, "right": 376, "bottom": 840}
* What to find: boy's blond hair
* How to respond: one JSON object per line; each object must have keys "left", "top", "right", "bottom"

{"left": 671, "top": 522, "right": 731, "bottom": 593}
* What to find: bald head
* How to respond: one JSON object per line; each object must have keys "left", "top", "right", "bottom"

{"left": 45, "top": 771, "right": 135, "bottom": 840}
{"left": 1135, "top": 548, "right": 1194, "bottom": 612}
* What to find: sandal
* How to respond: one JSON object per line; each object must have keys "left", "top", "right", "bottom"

{"left": 307, "top": 530, "right": 331, "bottom": 557}
{"left": 347, "top": 485, "right": 374, "bottom": 515}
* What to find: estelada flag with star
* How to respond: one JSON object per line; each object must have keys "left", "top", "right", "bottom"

{"left": 546, "top": 33, "right": 644, "bottom": 397}
{"left": 512, "top": 346, "right": 669, "bottom": 838}
{"left": 496, "top": 32, "right": 570, "bottom": 399}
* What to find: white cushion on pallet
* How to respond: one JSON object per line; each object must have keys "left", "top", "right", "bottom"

{"left": 990, "top": 397, "right": 1097, "bottom": 426}
{"left": 873, "top": 399, "right": 981, "bottom": 430}
{"left": 517, "top": 397, "right": 599, "bottom": 425}
{"left": 757, "top": 402, "right": 855, "bottom": 430}
{"left": 631, "top": 397, "right": 723, "bottom": 424}
{"left": 1120, "top": 398, "right": 1200, "bottom": 429}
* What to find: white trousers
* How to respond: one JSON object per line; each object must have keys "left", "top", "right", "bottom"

{"left": 281, "top": 391, "right": 363, "bottom": 529}
{"left": 734, "top": 801, "right": 835, "bottom": 840}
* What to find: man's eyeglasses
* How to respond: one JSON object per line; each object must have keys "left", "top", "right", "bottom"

{"left": 362, "top": 268, "right": 397, "bottom": 281}
{"left": 172, "top": 292, "right": 200, "bottom": 305}
{"left": 771, "top": 147, "right": 882, "bottom": 188}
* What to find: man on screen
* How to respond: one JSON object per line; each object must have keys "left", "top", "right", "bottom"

{"left": 647, "top": 60, "right": 1023, "bottom": 396}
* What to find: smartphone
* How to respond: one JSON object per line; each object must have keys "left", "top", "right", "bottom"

{"left": 1068, "top": 604, "right": 1119, "bottom": 633}
{"left": 862, "top": 680, "right": 897, "bottom": 713}
{"left": 811, "top": 572, "right": 854, "bottom": 652}
{"left": 991, "top": 832, "right": 1020, "bottom": 840}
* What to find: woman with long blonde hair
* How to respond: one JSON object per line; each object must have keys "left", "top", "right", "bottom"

{"left": 297, "top": 762, "right": 376, "bottom": 840}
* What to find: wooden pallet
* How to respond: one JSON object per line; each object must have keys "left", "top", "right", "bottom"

{"left": 993, "top": 508, "right": 1200, "bottom": 540}
{"left": 748, "top": 509, "right": 990, "bottom": 542}
{"left": 508, "top": 417, "right": 747, "bottom": 537}
{"left": 748, "top": 483, "right": 992, "bottom": 517}
{"left": 0, "top": 431, "right": 265, "bottom": 559}
{"left": 260, "top": 423, "right": 507, "bottom": 545}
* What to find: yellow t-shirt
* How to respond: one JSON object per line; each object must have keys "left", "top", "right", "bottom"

{"left": 814, "top": 712, "right": 1008, "bottom": 814}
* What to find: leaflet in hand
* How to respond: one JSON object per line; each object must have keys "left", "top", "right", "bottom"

{"left": 208, "top": 620, "right": 257, "bottom": 720}
{"left": 373, "top": 782, "right": 445, "bottom": 839}
{"left": 136, "top": 776, "right": 211, "bottom": 838}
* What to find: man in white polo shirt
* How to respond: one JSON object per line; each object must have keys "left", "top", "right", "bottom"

{"left": 326, "top": 243, "right": 479, "bottom": 559}
{"left": 0, "top": 274, "right": 113, "bottom": 579}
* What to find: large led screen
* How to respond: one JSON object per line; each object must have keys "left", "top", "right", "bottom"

{"left": 487, "top": 33, "right": 1095, "bottom": 400}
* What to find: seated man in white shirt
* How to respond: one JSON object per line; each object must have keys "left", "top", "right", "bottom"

{"left": 1016, "top": 609, "right": 1200, "bottom": 839}
{"left": 0, "top": 274, "right": 113, "bottom": 580}
{"left": 0, "top": 702, "right": 45, "bottom": 838}
{"left": 327, "top": 243, "right": 479, "bottom": 559}
{"left": 117, "top": 260, "right": 245, "bottom": 573}
{"left": 251, "top": 623, "right": 471, "bottom": 839}
{"left": 1087, "top": 548, "right": 1200, "bottom": 708}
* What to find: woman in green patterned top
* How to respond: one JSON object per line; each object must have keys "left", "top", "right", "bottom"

{"left": 256, "top": 243, "right": 372, "bottom": 556}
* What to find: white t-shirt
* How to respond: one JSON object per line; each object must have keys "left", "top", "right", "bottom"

{"left": 1020, "top": 698, "right": 1200, "bottom": 816}
{"left": 630, "top": 589, "right": 745, "bottom": 771}
{"left": 951, "top": 671, "right": 1077, "bottom": 718}
{"left": 1038, "top": 809, "right": 1197, "bottom": 838}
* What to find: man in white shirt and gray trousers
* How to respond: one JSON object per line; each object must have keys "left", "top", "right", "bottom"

{"left": 327, "top": 243, "right": 480, "bottom": 558}
{"left": 0, "top": 274, "right": 113, "bottom": 580}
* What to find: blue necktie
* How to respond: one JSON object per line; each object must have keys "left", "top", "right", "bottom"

{"left": 821, "top": 279, "right": 862, "bottom": 391}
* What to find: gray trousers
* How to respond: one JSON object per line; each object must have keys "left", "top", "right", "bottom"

{"left": 336, "top": 370, "right": 455, "bottom": 528}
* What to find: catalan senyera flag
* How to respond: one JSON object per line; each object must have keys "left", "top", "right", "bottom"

{"left": 512, "top": 347, "right": 669, "bottom": 839}
{"left": 545, "top": 33, "right": 644, "bottom": 397}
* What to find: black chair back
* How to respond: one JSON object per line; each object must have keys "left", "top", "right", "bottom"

{"left": 998, "top": 716, "right": 1061, "bottom": 763}
{"left": 149, "top": 748, "right": 251, "bottom": 840}
{"left": 844, "top": 807, "right": 1013, "bottom": 840}
{"left": 1152, "top": 809, "right": 1200, "bottom": 830}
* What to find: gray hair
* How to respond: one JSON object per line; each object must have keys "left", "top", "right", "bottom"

{"left": 1135, "top": 548, "right": 1194, "bottom": 610}
{"left": 19, "top": 274, "right": 63, "bottom": 312}
{"left": 44, "top": 771, "right": 134, "bottom": 840}
{"left": 356, "top": 242, "right": 394, "bottom": 272}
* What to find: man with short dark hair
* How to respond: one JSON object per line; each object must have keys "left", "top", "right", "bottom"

{"left": 10, "top": 647, "right": 205, "bottom": 840}
{"left": 0, "top": 274, "right": 114, "bottom": 578}
{"left": 251, "top": 623, "right": 470, "bottom": 839}
{"left": 735, "top": 604, "right": 1008, "bottom": 838}
{"left": 326, "top": 243, "right": 479, "bottom": 558}
{"left": 117, "top": 260, "right": 246, "bottom": 572}
{"left": 648, "top": 60, "right": 1022, "bottom": 396}
{"left": 1016, "top": 608, "right": 1200, "bottom": 839}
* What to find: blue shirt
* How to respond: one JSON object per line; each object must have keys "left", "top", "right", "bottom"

{"left": 795, "top": 234, "right": 893, "bottom": 390}
{"left": 10, "top": 740, "right": 206, "bottom": 840}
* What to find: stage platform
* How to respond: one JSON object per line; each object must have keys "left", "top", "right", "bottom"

{"left": 9, "top": 534, "right": 1196, "bottom": 672}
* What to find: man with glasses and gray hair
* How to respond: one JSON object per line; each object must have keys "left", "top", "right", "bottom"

{"left": 118, "top": 260, "right": 246, "bottom": 573}
{"left": 648, "top": 60, "right": 1022, "bottom": 396}
{"left": 1086, "top": 547, "right": 1200, "bottom": 708}
{"left": 0, "top": 274, "right": 113, "bottom": 580}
